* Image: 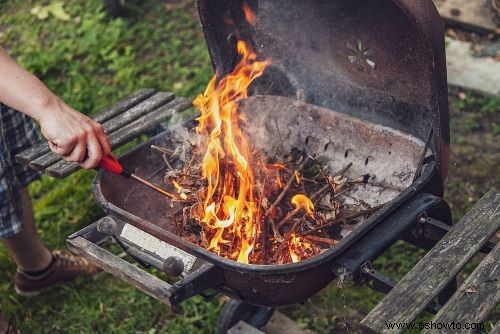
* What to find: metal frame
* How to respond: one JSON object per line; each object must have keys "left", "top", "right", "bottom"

{"left": 67, "top": 190, "right": 451, "bottom": 308}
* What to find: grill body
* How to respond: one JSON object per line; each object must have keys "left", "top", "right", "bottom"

{"left": 197, "top": 0, "right": 449, "bottom": 194}
{"left": 70, "top": 0, "right": 452, "bottom": 308}
{"left": 93, "top": 96, "right": 438, "bottom": 306}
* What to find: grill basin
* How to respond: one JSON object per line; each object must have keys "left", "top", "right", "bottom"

{"left": 93, "top": 95, "right": 434, "bottom": 306}
{"left": 198, "top": 0, "right": 449, "bottom": 195}
{"left": 69, "top": 0, "right": 451, "bottom": 310}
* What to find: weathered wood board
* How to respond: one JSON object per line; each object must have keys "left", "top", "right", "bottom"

{"left": 67, "top": 235, "right": 173, "bottom": 306}
{"left": 361, "top": 191, "right": 500, "bottom": 334}
{"left": 28, "top": 91, "right": 174, "bottom": 171}
{"left": 422, "top": 241, "right": 500, "bottom": 334}
{"left": 15, "top": 88, "right": 156, "bottom": 165}
{"left": 45, "top": 97, "right": 192, "bottom": 178}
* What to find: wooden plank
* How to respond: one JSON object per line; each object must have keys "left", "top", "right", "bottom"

{"left": 361, "top": 191, "right": 500, "bottom": 334}
{"left": 67, "top": 235, "right": 173, "bottom": 306}
{"left": 102, "top": 91, "right": 174, "bottom": 134}
{"left": 29, "top": 91, "right": 174, "bottom": 171}
{"left": 433, "top": 0, "right": 498, "bottom": 32}
{"left": 93, "top": 88, "right": 157, "bottom": 123}
{"left": 15, "top": 88, "right": 156, "bottom": 165}
{"left": 422, "top": 241, "right": 500, "bottom": 334}
{"left": 45, "top": 97, "right": 192, "bottom": 178}
{"left": 228, "top": 321, "right": 265, "bottom": 334}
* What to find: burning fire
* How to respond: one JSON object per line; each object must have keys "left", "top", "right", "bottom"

{"left": 193, "top": 40, "right": 270, "bottom": 263}
{"left": 242, "top": 3, "right": 256, "bottom": 25}
{"left": 190, "top": 6, "right": 317, "bottom": 265}
{"left": 192, "top": 39, "right": 316, "bottom": 264}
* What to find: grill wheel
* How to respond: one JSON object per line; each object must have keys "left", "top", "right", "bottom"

{"left": 104, "top": 0, "right": 126, "bottom": 17}
{"left": 218, "top": 300, "right": 275, "bottom": 334}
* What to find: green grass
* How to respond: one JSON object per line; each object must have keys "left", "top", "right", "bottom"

{"left": 1, "top": 1, "right": 218, "bottom": 333}
{"left": 1, "top": 1, "right": 498, "bottom": 333}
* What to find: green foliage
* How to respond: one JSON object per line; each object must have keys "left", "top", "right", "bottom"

{"left": 492, "top": 123, "right": 500, "bottom": 136}
{"left": 462, "top": 114, "right": 481, "bottom": 132}
{"left": 452, "top": 91, "right": 500, "bottom": 115}
{"left": 1, "top": 0, "right": 211, "bottom": 113}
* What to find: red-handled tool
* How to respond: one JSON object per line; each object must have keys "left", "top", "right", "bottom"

{"left": 98, "top": 155, "right": 181, "bottom": 200}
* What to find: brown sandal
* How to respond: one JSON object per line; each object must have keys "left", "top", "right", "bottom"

{"left": 0, "top": 315, "right": 20, "bottom": 334}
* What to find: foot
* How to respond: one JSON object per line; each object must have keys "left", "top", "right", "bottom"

{"left": 0, "top": 315, "right": 20, "bottom": 334}
{"left": 14, "top": 250, "right": 98, "bottom": 297}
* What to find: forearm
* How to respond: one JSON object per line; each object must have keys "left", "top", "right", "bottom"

{"left": 0, "top": 47, "right": 110, "bottom": 169}
{"left": 0, "top": 46, "right": 59, "bottom": 122}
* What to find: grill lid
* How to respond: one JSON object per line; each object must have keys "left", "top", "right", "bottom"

{"left": 196, "top": 0, "right": 450, "bottom": 194}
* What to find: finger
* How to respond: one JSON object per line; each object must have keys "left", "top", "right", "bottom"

{"left": 49, "top": 140, "right": 75, "bottom": 156}
{"left": 94, "top": 123, "right": 111, "bottom": 156}
{"left": 63, "top": 140, "right": 87, "bottom": 163}
{"left": 80, "top": 135, "right": 102, "bottom": 169}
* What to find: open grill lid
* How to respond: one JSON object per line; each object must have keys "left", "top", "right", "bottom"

{"left": 196, "top": 0, "right": 450, "bottom": 195}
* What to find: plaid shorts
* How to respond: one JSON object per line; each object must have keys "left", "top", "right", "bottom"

{"left": 0, "top": 103, "right": 43, "bottom": 239}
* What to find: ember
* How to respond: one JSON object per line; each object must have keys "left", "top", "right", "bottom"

{"left": 155, "top": 39, "right": 380, "bottom": 265}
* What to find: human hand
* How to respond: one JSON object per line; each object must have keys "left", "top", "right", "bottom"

{"left": 38, "top": 98, "right": 111, "bottom": 169}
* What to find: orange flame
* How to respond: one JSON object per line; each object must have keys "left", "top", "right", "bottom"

{"left": 172, "top": 180, "right": 188, "bottom": 200}
{"left": 291, "top": 194, "right": 315, "bottom": 216}
{"left": 289, "top": 233, "right": 313, "bottom": 263}
{"left": 193, "top": 40, "right": 269, "bottom": 264}
{"left": 294, "top": 171, "right": 301, "bottom": 184}
{"left": 242, "top": 3, "right": 256, "bottom": 25}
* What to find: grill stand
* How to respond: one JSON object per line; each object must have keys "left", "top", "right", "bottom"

{"left": 67, "top": 218, "right": 225, "bottom": 310}
{"left": 66, "top": 192, "right": 454, "bottom": 332}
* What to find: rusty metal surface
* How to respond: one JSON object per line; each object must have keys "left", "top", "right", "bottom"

{"left": 241, "top": 96, "right": 425, "bottom": 206}
{"left": 92, "top": 97, "right": 438, "bottom": 305}
{"left": 94, "top": 96, "right": 434, "bottom": 264}
{"left": 196, "top": 0, "right": 449, "bottom": 193}
{"left": 97, "top": 95, "right": 425, "bottom": 249}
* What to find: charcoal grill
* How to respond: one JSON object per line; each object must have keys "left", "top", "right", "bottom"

{"left": 67, "top": 0, "right": 454, "bottom": 331}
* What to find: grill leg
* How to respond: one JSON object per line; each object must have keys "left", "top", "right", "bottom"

{"left": 218, "top": 299, "right": 275, "bottom": 334}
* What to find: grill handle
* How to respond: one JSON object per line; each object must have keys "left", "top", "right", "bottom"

{"left": 67, "top": 218, "right": 225, "bottom": 309}
{"left": 68, "top": 235, "right": 175, "bottom": 306}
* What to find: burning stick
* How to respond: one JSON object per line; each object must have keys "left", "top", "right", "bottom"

{"left": 151, "top": 144, "right": 176, "bottom": 171}
{"left": 265, "top": 157, "right": 310, "bottom": 217}
{"left": 300, "top": 204, "right": 385, "bottom": 236}
{"left": 257, "top": 181, "right": 268, "bottom": 263}
{"left": 275, "top": 184, "right": 330, "bottom": 231}
{"left": 304, "top": 235, "right": 336, "bottom": 246}
{"left": 267, "top": 157, "right": 310, "bottom": 241}
{"left": 273, "top": 118, "right": 285, "bottom": 154}
{"left": 334, "top": 162, "right": 353, "bottom": 177}
{"left": 273, "top": 194, "right": 316, "bottom": 243}
{"left": 151, "top": 144, "right": 175, "bottom": 155}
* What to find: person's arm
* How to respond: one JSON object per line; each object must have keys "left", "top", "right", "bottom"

{"left": 0, "top": 47, "right": 110, "bottom": 169}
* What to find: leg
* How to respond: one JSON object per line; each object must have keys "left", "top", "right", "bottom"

{"left": 0, "top": 315, "right": 7, "bottom": 333}
{"left": 0, "top": 105, "right": 98, "bottom": 297}
{"left": 2, "top": 188, "right": 52, "bottom": 272}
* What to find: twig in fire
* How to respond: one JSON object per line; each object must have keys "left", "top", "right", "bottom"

{"left": 151, "top": 144, "right": 176, "bottom": 171}
{"left": 267, "top": 157, "right": 311, "bottom": 241}
{"left": 158, "top": 142, "right": 383, "bottom": 264}
{"left": 300, "top": 204, "right": 385, "bottom": 236}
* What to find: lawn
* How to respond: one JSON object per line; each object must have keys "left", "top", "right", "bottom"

{"left": 0, "top": 1, "right": 498, "bottom": 333}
